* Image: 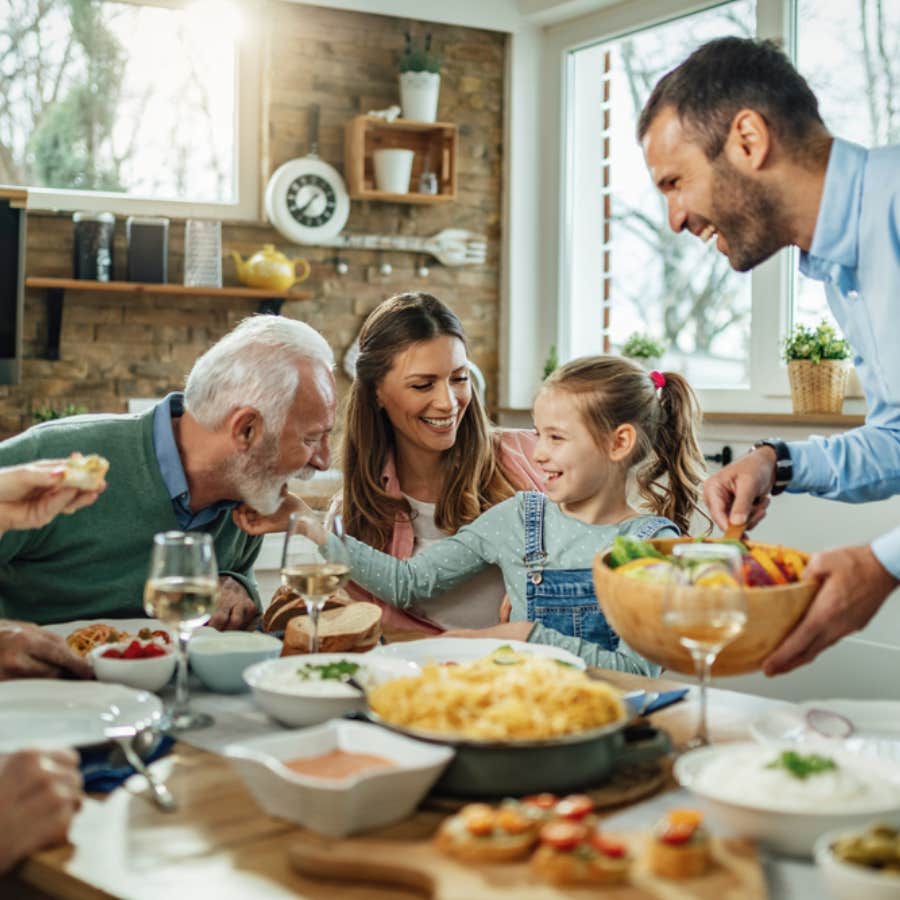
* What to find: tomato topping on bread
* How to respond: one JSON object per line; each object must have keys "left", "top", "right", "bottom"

{"left": 646, "top": 809, "right": 711, "bottom": 879}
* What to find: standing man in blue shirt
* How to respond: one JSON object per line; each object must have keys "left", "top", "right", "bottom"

{"left": 638, "top": 37, "right": 899, "bottom": 676}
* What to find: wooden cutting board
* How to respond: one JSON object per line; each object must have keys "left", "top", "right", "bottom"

{"left": 289, "top": 811, "right": 767, "bottom": 900}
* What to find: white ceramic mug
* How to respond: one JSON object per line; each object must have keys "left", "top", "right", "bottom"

{"left": 373, "top": 148, "right": 414, "bottom": 194}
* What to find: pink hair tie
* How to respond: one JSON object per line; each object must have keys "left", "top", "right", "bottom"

{"left": 650, "top": 370, "right": 666, "bottom": 389}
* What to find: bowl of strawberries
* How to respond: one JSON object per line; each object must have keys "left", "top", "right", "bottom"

{"left": 91, "top": 636, "right": 176, "bottom": 693}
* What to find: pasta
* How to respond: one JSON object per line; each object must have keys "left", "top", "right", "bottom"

{"left": 66, "top": 623, "right": 129, "bottom": 657}
{"left": 368, "top": 648, "right": 626, "bottom": 741}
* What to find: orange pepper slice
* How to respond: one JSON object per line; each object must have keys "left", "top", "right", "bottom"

{"left": 750, "top": 547, "right": 787, "bottom": 585}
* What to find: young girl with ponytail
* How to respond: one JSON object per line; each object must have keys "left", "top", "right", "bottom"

{"left": 299, "top": 355, "right": 706, "bottom": 671}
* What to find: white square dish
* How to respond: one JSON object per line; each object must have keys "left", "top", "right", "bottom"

{"left": 225, "top": 719, "right": 454, "bottom": 837}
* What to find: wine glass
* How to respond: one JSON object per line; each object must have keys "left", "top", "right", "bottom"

{"left": 662, "top": 542, "right": 747, "bottom": 750}
{"left": 280, "top": 509, "right": 351, "bottom": 653}
{"left": 143, "top": 531, "right": 218, "bottom": 732}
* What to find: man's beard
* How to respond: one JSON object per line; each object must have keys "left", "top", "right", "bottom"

{"left": 226, "top": 432, "right": 315, "bottom": 515}
{"left": 710, "top": 157, "right": 790, "bottom": 272}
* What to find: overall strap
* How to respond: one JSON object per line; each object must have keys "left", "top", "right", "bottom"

{"left": 522, "top": 491, "right": 549, "bottom": 576}
{"left": 629, "top": 516, "right": 679, "bottom": 540}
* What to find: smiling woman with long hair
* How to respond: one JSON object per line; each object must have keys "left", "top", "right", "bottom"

{"left": 339, "top": 292, "right": 542, "bottom": 633}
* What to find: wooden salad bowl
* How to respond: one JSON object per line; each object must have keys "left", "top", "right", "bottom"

{"left": 592, "top": 538, "right": 819, "bottom": 676}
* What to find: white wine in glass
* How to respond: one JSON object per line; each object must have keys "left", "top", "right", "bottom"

{"left": 281, "top": 510, "right": 350, "bottom": 653}
{"left": 143, "top": 531, "right": 218, "bottom": 732}
{"left": 662, "top": 543, "right": 747, "bottom": 749}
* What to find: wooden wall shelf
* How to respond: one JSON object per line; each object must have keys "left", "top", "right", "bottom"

{"left": 25, "top": 277, "right": 313, "bottom": 360}
{"left": 344, "top": 116, "right": 457, "bottom": 204}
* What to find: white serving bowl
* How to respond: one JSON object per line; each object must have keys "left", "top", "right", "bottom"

{"left": 242, "top": 653, "right": 419, "bottom": 727}
{"left": 90, "top": 641, "right": 176, "bottom": 693}
{"left": 188, "top": 630, "right": 282, "bottom": 693}
{"left": 815, "top": 825, "right": 900, "bottom": 900}
{"left": 675, "top": 742, "right": 900, "bottom": 857}
{"left": 225, "top": 719, "right": 454, "bottom": 837}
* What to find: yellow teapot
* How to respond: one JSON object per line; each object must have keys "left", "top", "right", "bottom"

{"left": 228, "top": 244, "right": 311, "bottom": 291}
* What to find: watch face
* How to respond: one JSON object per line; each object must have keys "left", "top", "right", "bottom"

{"left": 287, "top": 173, "right": 337, "bottom": 228}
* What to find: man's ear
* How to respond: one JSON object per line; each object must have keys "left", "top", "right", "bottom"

{"left": 723, "top": 108, "right": 772, "bottom": 173}
{"left": 228, "top": 406, "right": 264, "bottom": 451}
{"left": 608, "top": 423, "right": 636, "bottom": 462}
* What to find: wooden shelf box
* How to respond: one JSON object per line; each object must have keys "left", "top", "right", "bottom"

{"left": 344, "top": 116, "right": 457, "bottom": 204}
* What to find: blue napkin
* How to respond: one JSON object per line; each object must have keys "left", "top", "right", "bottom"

{"left": 644, "top": 688, "right": 689, "bottom": 715}
{"left": 79, "top": 735, "right": 175, "bottom": 793}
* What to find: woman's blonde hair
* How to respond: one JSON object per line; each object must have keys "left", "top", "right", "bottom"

{"left": 342, "top": 292, "right": 518, "bottom": 550}
{"left": 543, "top": 356, "right": 706, "bottom": 534}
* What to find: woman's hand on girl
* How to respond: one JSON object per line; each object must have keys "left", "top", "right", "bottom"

{"left": 443, "top": 622, "right": 535, "bottom": 641}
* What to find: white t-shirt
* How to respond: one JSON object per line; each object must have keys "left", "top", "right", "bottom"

{"left": 403, "top": 494, "right": 505, "bottom": 629}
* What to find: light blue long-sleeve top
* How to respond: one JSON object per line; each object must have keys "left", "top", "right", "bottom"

{"left": 332, "top": 492, "right": 677, "bottom": 673}
{"left": 794, "top": 138, "right": 900, "bottom": 578}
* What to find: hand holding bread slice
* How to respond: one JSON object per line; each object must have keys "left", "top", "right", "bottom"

{"left": 61, "top": 453, "right": 109, "bottom": 492}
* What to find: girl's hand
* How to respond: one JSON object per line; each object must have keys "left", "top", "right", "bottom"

{"left": 444, "top": 622, "right": 535, "bottom": 641}
{"left": 233, "top": 492, "right": 309, "bottom": 535}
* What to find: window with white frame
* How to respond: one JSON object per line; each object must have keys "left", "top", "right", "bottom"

{"left": 556, "top": 0, "right": 886, "bottom": 411}
{"left": 1, "top": 0, "right": 259, "bottom": 219}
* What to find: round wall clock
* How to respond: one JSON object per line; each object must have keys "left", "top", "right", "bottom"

{"left": 264, "top": 156, "right": 350, "bottom": 245}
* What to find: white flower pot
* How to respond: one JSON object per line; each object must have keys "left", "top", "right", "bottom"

{"left": 399, "top": 71, "right": 440, "bottom": 122}
{"left": 373, "top": 148, "right": 414, "bottom": 194}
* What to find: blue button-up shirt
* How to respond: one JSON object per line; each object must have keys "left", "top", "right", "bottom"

{"left": 152, "top": 392, "right": 238, "bottom": 529}
{"left": 793, "top": 138, "right": 900, "bottom": 577}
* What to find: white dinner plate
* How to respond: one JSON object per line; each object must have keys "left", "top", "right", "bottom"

{"left": 43, "top": 617, "right": 167, "bottom": 640}
{"left": 0, "top": 680, "right": 164, "bottom": 752}
{"left": 365, "top": 637, "right": 586, "bottom": 670}
{"left": 751, "top": 699, "right": 900, "bottom": 765}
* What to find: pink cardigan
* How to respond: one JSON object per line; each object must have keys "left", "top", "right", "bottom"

{"left": 347, "top": 429, "right": 543, "bottom": 634}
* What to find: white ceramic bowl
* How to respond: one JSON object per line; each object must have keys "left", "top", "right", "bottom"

{"left": 242, "top": 653, "right": 420, "bottom": 727}
{"left": 188, "top": 630, "right": 282, "bottom": 693}
{"left": 90, "top": 641, "right": 176, "bottom": 693}
{"left": 675, "top": 742, "right": 900, "bottom": 857}
{"left": 225, "top": 719, "right": 454, "bottom": 837}
{"left": 815, "top": 825, "right": 900, "bottom": 900}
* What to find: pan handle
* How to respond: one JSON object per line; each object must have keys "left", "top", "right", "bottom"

{"left": 612, "top": 723, "right": 671, "bottom": 768}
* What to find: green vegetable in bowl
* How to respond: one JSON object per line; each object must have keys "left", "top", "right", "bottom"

{"left": 607, "top": 535, "right": 668, "bottom": 568}
{"left": 296, "top": 660, "right": 360, "bottom": 681}
{"left": 766, "top": 750, "right": 837, "bottom": 779}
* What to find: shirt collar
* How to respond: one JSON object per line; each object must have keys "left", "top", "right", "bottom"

{"left": 152, "top": 392, "right": 189, "bottom": 503}
{"left": 800, "top": 138, "right": 867, "bottom": 282}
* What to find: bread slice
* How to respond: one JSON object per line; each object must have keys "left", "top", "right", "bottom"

{"left": 262, "top": 586, "right": 353, "bottom": 633}
{"left": 281, "top": 602, "right": 382, "bottom": 654}
{"left": 62, "top": 453, "right": 109, "bottom": 491}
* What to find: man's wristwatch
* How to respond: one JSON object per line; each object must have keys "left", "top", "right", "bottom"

{"left": 752, "top": 438, "right": 792, "bottom": 496}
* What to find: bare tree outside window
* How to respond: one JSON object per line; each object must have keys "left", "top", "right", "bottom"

{"left": 567, "top": 1, "right": 755, "bottom": 389}
{"left": 0, "top": 0, "right": 236, "bottom": 202}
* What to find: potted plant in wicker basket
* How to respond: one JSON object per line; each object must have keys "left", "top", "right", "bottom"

{"left": 399, "top": 32, "right": 441, "bottom": 122}
{"left": 783, "top": 320, "right": 851, "bottom": 414}
{"left": 621, "top": 332, "right": 665, "bottom": 372}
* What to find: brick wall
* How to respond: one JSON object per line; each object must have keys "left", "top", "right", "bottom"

{"left": 7, "top": 3, "right": 505, "bottom": 439}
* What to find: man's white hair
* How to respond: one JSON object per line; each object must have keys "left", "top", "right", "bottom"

{"left": 184, "top": 315, "right": 334, "bottom": 434}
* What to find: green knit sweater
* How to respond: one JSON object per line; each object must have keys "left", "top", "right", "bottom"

{"left": 0, "top": 408, "right": 262, "bottom": 624}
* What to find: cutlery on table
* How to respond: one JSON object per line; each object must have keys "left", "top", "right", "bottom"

{"left": 106, "top": 726, "right": 177, "bottom": 812}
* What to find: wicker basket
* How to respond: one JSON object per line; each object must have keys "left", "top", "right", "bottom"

{"left": 787, "top": 359, "right": 850, "bottom": 414}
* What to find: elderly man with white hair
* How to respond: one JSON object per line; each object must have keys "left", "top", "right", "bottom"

{"left": 0, "top": 315, "right": 335, "bottom": 672}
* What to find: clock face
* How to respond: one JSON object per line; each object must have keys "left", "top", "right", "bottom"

{"left": 287, "top": 173, "right": 337, "bottom": 228}
{"left": 265, "top": 157, "right": 350, "bottom": 244}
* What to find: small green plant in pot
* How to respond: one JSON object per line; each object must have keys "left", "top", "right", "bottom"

{"left": 399, "top": 32, "right": 441, "bottom": 122}
{"left": 782, "top": 320, "right": 851, "bottom": 414}
{"left": 621, "top": 332, "right": 665, "bottom": 371}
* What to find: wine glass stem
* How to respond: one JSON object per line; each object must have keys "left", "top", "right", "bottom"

{"left": 308, "top": 605, "right": 320, "bottom": 654}
{"left": 172, "top": 630, "right": 191, "bottom": 718}
{"left": 692, "top": 650, "right": 716, "bottom": 746}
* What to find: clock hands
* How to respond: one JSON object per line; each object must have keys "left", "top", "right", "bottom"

{"left": 298, "top": 193, "right": 320, "bottom": 216}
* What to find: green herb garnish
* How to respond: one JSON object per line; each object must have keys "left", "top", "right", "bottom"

{"left": 766, "top": 750, "right": 838, "bottom": 779}
{"left": 296, "top": 660, "right": 360, "bottom": 681}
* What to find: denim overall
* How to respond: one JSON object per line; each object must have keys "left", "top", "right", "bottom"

{"left": 523, "top": 491, "right": 672, "bottom": 649}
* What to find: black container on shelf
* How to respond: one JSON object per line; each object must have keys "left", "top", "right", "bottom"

{"left": 126, "top": 216, "right": 169, "bottom": 283}
{"left": 73, "top": 212, "right": 115, "bottom": 281}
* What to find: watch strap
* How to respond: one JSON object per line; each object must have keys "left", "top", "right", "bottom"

{"left": 753, "top": 439, "right": 792, "bottom": 495}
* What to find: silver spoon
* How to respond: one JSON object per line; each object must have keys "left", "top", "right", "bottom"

{"left": 106, "top": 726, "right": 177, "bottom": 812}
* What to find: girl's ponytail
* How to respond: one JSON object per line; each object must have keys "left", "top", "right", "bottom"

{"left": 634, "top": 370, "right": 706, "bottom": 535}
